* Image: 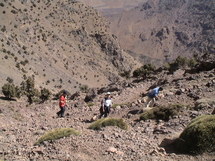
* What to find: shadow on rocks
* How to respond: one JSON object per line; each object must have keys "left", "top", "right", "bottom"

{"left": 159, "top": 138, "right": 186, "bottom": 154}
{"left": 0, "top": 96, "right": 17, "bottom": 101}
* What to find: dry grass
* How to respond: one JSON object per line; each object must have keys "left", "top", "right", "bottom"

{"left": 176, "top": 115, "right": 215, "bottom": 154}
{"left": 89, "top": 118, "right": 128, "bottom": 130}
{"left": 140, "top": 104, "right": 184, "bottom": 121}
{"left": 35, "top": 128, "right": 80, "bottom": 145}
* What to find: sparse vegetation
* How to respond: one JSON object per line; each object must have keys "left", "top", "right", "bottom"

{"left": 176, "top": 115, "right": 215, "bottom": 154}
{"left": 120, "top": 70, "right": 131, "bottom": 79}
{"left": 20, "top": 77, "right": 39, "bottom": 104}
{"left": 2, "top": 83, "right": 20, "bottom": 99}
{"left": 35, "top": 128, "right": 80, "bottom": 145}
{"left": 0, "top": 2, "right": 4, "bottom": 7}
{"left": 166, "top": 56, "right": 198, "bottom": 72}
{"left": 40, "top": 88, "right": 52, "bottom": 103}
{"left": 89, "top": 118, "right": 128, "bottom": 130}
{"left": 133, "top": 64, "right": 155, "bottom": 78}
{"left": 79, "top": 84, "right": 89, "bottom": 93}
{"left": 54, "top": 89, "right": 70, "bottom": 100}
{"left": 87, "top": 102, "right": 94, "bottom": 107}
{"left": 140, "top": 104, "right": 184, "bottom": 121}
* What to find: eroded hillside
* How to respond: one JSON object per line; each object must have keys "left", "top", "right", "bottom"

{"left": 107, "top": 0, "right": 215, "bottom": 65}
{"left": 0, "top": 0, "right": 138, "bottom": 93}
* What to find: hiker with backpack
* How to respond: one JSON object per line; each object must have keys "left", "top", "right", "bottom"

{"left": 99, "top": 92, "right": 112, "bottom": 118}
{"left": 145, "top": 87, "right": 163, "bottom": 108}
{"left": 57, "top": 91, "right": 67, "bottom": 117}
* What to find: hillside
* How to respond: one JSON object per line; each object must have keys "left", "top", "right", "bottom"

{"left": 105, "top": 0, "right": 215, "bottom": 65}
{"left": 78, "top": 0, "right": 146, "bottom": 16}
{"left": 0, "top": 64, "right": 215, "bottom": 160}
{"left": 0, "top": 0, "right": 139, "bottom": 93}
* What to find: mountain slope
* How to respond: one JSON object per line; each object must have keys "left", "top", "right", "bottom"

{"left": 79, "top": 0, "right": 146, "bottom": 15}
{"left": 0, "top": 0, "right": 139, "bottom": 93}
{"left": 107, "top": 0, "right": 215, "bottom": 65}
{"left": 82, "top": 0, "right": 215, "bottom": 65}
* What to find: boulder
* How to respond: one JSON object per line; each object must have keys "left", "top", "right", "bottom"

{"left": 107, "top": 147, "right": 117, "bottom": 153}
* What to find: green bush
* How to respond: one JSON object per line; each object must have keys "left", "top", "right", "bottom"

{"left": 167, "top": 56, "right": 198, "bottom": 72}
{"left": 79, "top": 84, "right": 89, "bottom": 93}
{"left": 140, "top": 104, "right": 184, "bottom": 121}
{"left": 40, "top": 88, "right": 52, "bottom": 103}
{"left": 54, "top": 89, "right": 70, "bottom": 100}
{"left": 20, "top": 77, "right": 39, "bottom": 104}
{"left": 176, "top": 115, "right": 215, "bottom": 154}
{"left": 6, "top": 77, "right": 13, "bottom": 83}
{"left": 87, "top": 102, "right": 94, "bottom": 107}
{"left": 89, "top": 118, "right": 128, "bottom": 130}
{"left": 120, "top": 70, "right": 131, "bottom": 79}
{"left": 2, "top": 83, "right": 20, "bottom": 99}
{"left": 35, "top": 128, "right": 80, "bottom": 145}
{"left": 133, "top": 64, "right": 155, "bottom": 78}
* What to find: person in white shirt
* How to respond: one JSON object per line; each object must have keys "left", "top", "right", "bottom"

{"left": 99, "top": 92, "right": 112, "bottom": 118}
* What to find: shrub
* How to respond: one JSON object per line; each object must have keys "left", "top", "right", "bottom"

{"left": 120, "top": 70, "right": 131, "bottom": 79}
{"left": 89, "top": 118, "right": 128, "bottom": 130}
{"left": 2, "top": 83, "right": 17, "bottom": 99}
{"left": 40, "top": 88, "right": 52, "bottom": 103}
{"left": 167, "top": 56, "right": 198, "bottom": 72}
{"left": 176, "top": 115, "right": 215, "bottom": 154}
{"left": 79, "top": 84, "right": 89, "bottom": 93}
{"left": 140, "top": 104, "right": 184, "bottom": 121}
{"left": 6, "top": 77, "right": 13, "bottom": 83}
{"left": 133, "top": 64, "right": 155, "bottom": 78}
{"left": 194, "top": 98, "right": 215, "bottom": 111}
{"left": 54, "top": 89, "right": 70, "bottom": 100}
{"left": 87, "top": 102, "right": 94, "bottom": 107}
{"left": 35, "top": 128, "right": 80, "bottom": 145}
{"left": 20, "top": 77, "right": 39, "bottom": 104}
{"left": 0, "top": 3, "right": 4, "bottom": 7}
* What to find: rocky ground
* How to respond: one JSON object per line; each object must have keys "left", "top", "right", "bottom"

{"left": 0, "top": 68, "right": 215, "bottom": 161}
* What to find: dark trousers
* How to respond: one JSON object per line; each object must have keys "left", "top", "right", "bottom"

{"left": 57, "top": 106, "right": 66, "bottom": 117}
{"left": 100, "top": 106, "right": 110, "bottom": 118}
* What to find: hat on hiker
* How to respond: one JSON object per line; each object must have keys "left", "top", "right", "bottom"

{"left": 106, "top": 92, "right": 111, "bottom": 95}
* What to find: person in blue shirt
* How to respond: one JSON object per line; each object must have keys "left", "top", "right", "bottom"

{"left": 145, "top": 87, "right": 163, "bottom": 108}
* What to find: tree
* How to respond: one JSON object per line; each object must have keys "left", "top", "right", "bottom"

{"left": 2, "top": 83, "right": 16, "bottom": 99}
{"left": 40, "top": 88, "right": 52, "bottom": 103}
{"left": 167, "top": 56, "right": 198, "bottom": 72}
{"left": 133, "top": 64, "right": 156, "bottom": 78}
{"left": 20, "top": 76, "right": 39, "bottom": 104}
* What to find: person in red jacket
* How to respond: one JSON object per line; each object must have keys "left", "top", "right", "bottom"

{"left": 57, "top": 91, "right": 67, "bottom": 117}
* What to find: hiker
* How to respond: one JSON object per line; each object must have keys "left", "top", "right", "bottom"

{"left": 99, "top": 92, "right": 112, "bottom": 118}
{"left": 145, "top": 87, "right": 163, "bottom": 108}
{"left": 57, "top": 91, "right": 67, "bottom": 117}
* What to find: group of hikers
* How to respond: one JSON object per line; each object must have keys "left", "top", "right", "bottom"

{"left": 56, "top": 87, "right": 164, "bottom": 118}
{"left": 57, "top": 86, "right": 215, "bottom": 118}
